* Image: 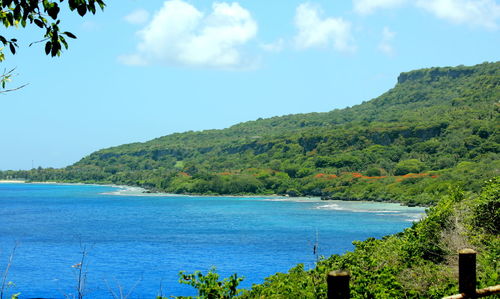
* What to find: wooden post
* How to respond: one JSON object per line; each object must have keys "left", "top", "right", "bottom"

{"left": 459, "top": 248, "right": 477, "bottom": 297}
{"left": 327, "top": 270, "right": 350, "bottom": 299}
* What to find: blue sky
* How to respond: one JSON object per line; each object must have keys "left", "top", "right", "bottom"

{"left": 1, "top": 0, "right": 499, "bottom": 170}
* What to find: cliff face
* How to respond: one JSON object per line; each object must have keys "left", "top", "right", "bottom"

{"left": 397, "top": 64, "right": 479, "bottom": 84}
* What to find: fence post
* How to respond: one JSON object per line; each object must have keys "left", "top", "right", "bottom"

{"left": 459, "top": 248, "right": 477, "bottom": 297}
{"left": 327, "top": 270, "right": 350, "bottom": 299}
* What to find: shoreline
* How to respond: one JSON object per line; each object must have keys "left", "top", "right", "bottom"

{"left": 0, "top": 180, "right": 428, "bottom": 207}
{"left": 0, "top": 180, "right": 426, "bottom": 221}
{"left": 0, "top": 180, "right": 294, "bottom": 199}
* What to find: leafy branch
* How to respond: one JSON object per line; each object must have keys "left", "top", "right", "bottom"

{"left": 1, "top": 0, "right": 105, "bottom": 58}
{"left": 0, "top": 68, "right": 27, "bottom": 94}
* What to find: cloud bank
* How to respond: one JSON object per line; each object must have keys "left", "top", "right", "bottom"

{"left": 124, "top": 9, "right": 150, "bottom": 25}
{"left": 354, "top": 0, "right": 500, "bottom": 29}
{"left": 353, "top": 0, "right": 406, "bottom": 15}
{"left": 416, "top": 0, "right": 500, "bottom": 29}
{"left": 120, "top": 0, "right": 258, "bottom": 69}
{"left": 294, "top": 3, "right": 355, "bottom": 53}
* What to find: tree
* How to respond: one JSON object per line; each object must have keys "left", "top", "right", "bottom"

{"left": 0, "top": 0, "right": 106, "bottom": 92}
{"left": 394, "top": 159, "right": 425, "bottom": 176}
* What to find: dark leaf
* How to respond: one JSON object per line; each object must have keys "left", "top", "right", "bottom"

{"left": 45, "top": 41, "right": 51, "bottom": 55}
{"left": 42, "top": 0, "right": 50, "bottom": 10}
{"left": 77, "top": 4, "right": 87, "bottom": 16}
{"left": 68, "top": 0, "right": 76, "bottom": 10}
{"left": 9, "top": 43, "right": 16, "bottom": 54}
{"left": 97, "top": 0, "right": 106, "bottom": 9}
{"left": 88, "top": 4, "right": 96, "bottom": 14}
{"left": 60, "top": 36, "right": 68, "bottom": 49}
{"left": 63, "top": 31, "right": 77, "bottom": 39}
{"left": 51, "top": 41, "right": 59, "bottom": 56}
{"left": 47, "top": 5, "right": 60, "bottom": 19}
{"left": 34, "top": 19, "right": 44, "bottom": 28}
{"left": 6, "top": 13, "right": 14, "bottom": 25}
{"left": 13, "top": 5, "right": 21, "bottom": 20}
{"left": 23, "top": 5, "right": 31, "bottom": 20}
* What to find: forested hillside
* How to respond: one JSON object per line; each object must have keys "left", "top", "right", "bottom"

{"left": 2, "top": 62, "right": 499, "bottom": 205}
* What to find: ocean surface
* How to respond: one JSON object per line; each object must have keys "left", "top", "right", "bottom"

{"left": 0, "top": 183, "right": 425, "bottom": 298}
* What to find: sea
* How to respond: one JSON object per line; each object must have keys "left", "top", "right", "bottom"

{"left": 0, "top": 183, "right": 425, "bottom": 298}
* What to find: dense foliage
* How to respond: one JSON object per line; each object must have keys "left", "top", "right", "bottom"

{"left": 2, "top": 62, "right": 499, "bottom": 206}
{"left": 0, "top": 0, "right": 106, "bottom": 93}
{"left": 0, "top": 0, "right": 106, "bottom": 59}
{"left": 165, "top": 178, "right": 499, "bottom": 298}
{"left": 175, "top": 267, "right": 244, "bottom": 299}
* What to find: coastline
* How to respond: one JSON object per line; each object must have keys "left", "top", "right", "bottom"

{"left": 0, "top": 181, "right": 426, "bottom": 222}
{"left": 0, "top": 180, "right": 295, "bottom": 199}
{"left": 0, "top": 180, "right": 428, "bottom": 208}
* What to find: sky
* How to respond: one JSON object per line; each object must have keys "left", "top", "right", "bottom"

{"left": 1, "top": 0, "right": 499, "bottom": 170}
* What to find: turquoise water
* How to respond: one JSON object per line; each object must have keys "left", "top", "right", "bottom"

{"left": 0, "top": 183, "right": 425, "bottom": 298}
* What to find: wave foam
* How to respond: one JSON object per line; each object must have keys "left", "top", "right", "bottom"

{"left": 315, "top": 204, "right": 401, "bottom": 214}
{"left": 315, "top": 203, "right": 344, "bottom": 210}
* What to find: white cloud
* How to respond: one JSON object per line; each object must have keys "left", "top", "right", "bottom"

{"left": 294, "top": 3, "right": 355, "bottom": 53}
{"left": 378, "top": 26, "right": 396, "bottom": 56}
{"left": 353, "top": 0, "right": 406, "bottom": 15}
{"left": 353, "top": 0, "right": 500, "bottom": 29}
{"left": 124, "top": 9, "right": 150, "bottom": 25}
{"left": 117, "top": 54, "right": 148, "bottom": 66}
{"left": 260, "top": 38, "right": 285, "bottom": 53}
{"left": 416, "top": 0, "right": 500, "bottom": 29}
{"left": 121, "top": 0, "right": 258, "bottom": 69}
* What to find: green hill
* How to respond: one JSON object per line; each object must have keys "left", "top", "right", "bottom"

{"left": 3, "top": 62, "right": 499, "bottom": 205}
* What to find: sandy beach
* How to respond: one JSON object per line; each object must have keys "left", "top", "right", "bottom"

{"left": 0, "top": 180, "right": 26, "bottom": 183}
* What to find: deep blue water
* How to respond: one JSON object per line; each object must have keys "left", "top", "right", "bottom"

{"left": 0, "top": 183, "right": 425, "bottom": 298}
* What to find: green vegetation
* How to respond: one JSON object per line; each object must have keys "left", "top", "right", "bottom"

{"left": 3, "top": 62, "right": 498, "bottom": 206}
{"left": 165, "top": 178, "right": 499, "bottom": 298}
{"left": 175, "top": 267, "right": 244, "bottom": 299}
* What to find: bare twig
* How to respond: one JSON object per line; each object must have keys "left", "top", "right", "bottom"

{"left": 0, "top": 83, "right": 28, "bottom": 94}
{"left": 28, "top": 38, "right": 50, "bottom": 47}
{"left": 0, "top": 243, "right": 18, "bottom": 299}
{"left": 76, "top": 245, "right": 88, "bottom": 299}
{"left": 0, "top": 68, "right": 28, "bottom": 94}
{"left": 66, "top": 243, "right": 91, "bottom": 299}
{"left": 105, "top": 276, "right": 143, "bottom": 299}
{"left": 157, "top": 278, "right": 164, "bottom": 299}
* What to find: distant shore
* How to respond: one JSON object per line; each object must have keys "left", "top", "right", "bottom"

{"left": 104, "top": 186, "right": 320, "bottom": 201}
{"left": 0, "top": 180, "right": 424, "bottom": 207}
{"left": 0, "top": 179, "right": 26, "bottom": 183}
{"left": 0, "top": 180, "right": 320, "bottom": 200}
